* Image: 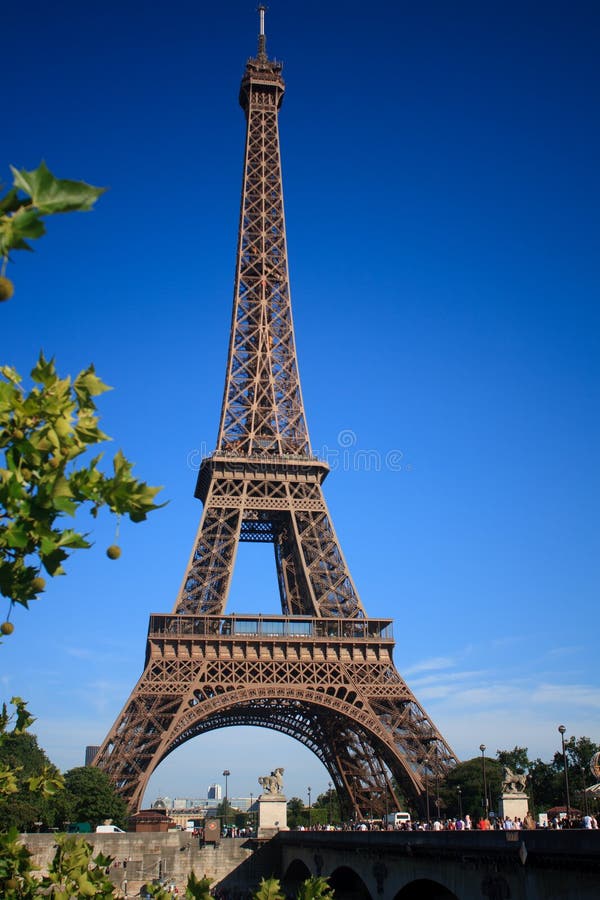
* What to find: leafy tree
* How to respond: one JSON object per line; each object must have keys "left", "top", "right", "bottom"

{"left": 0, "top": 698, "right": 63, "bottom": 831}
{"left": 496, "top": 746, "right": 530, "bottom": 773}
{"left": 63, "top": 766, "right": 128, "bottom": 830}
{"left": 286, "top": 796, "right": 305, "bottom": 828}
{"left": 313, "top": 788, "right": 340, "bottom": 824}
{"left": 438, "top": 756, "right": 503, "bottom": 819}
{"left": 0, "top": 165, "right": 162, "bottom": 896}
{"left": 0, "top": 353, "right": 164, "bottom": 617}
{"left": 216, "top": 797, "right": 235, "bottom": 824}
{"left": 0, "top": 700, "right": 119, "bottom": 898}
{"left": 0, "top": 164, "right": 164, "bottom": 623}
{"left": 0, "top": 730, "right": 62, "bottom": 830}
{"left": 528, "top": 757, "right": 561, "bottom": 813}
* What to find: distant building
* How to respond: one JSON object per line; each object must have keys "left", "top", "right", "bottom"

{"left": 85, "top": 745, "right": 101, "bottom": 766}
{"left": 207, "top": 783, "right": 222, "bottom": 801}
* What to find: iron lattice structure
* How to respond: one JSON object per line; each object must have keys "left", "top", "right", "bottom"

{"left": 94, "top": 16, "right": 457, "bottom": 818}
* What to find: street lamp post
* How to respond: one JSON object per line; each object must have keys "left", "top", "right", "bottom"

{"left": 383, "top": 779, "right": 389, "bottom": 827}
{"left": 308, "top": 786, "right": 312, "bottom": 829}
{"left": 480, "top": 744, "right": 489, "bottom": 817}
{"left": 457, "top": 786, "right": 463, "bottom": 819}
{"left": 328, "top": 781, "right": 332, "bottom": 825}
{"left": 582, "top": 767, "right": 589, "bottom": 816}
{"left": 249, "top": 792, "right": 254, "bottom": 833}
{"left": 223, "top": 769, "right": 230, "bottom": 828}
{"left": 558, "top": 725, "right": 571, "bottom": 819}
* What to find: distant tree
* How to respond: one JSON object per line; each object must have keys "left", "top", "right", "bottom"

{"left": 496, "top": 746, "right": 530, "bottom": 773}
{"left": 216, "top": 797, "right": 235, "bottom": 820}
{"left": 286, "top": 796, "right": 304, "bottom": 828}
{"left": 63, "top": 766, "right": 128, "bottom": 829}
{"left": 559, "top": 735, "right": 599, "bottom": 776}
{"left": 0, "top": 713, "right": 63, "bottom": 830}
{"left": 553, "top": 735, "right": 600, "bottom": 811}
{"left": 528, "top": 757, "right": 561, "bottom": 813}
{"left": 438, "top": 756, "right": 503, "bottom": 819}
{"left": 313, "top": 788, "right": 340, "bottom": 823}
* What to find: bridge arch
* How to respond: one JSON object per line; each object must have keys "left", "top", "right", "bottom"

{"left": 328, "top": 865, "right": 372, "bottom": 899}
{"left": 394, "top": 879, "right": 459, "bottom": 900}
{"left": 281, "top": 858, "right": 312, "bottom": 896}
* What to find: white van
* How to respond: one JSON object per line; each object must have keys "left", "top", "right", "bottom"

{"left": 385, "top": 811, "right": 411, "bottom": 828}
{"left": 95, "top": 825, "right": 126, "bottom": 833}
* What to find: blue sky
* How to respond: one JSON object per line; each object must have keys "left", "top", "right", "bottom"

{"left": 2, "top": 0, "right": 599, "bottom": 807}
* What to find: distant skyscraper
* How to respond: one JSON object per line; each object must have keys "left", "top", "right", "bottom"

{"left": 85, "top": 745, "right": 100, "bottom": 766}
{"left": 207, "top": 783, "right": 222, "bottom": 801}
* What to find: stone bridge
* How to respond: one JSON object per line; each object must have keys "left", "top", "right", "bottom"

{"left": 276, "top": 830, "right": 600, "bottom": 900}
{"left": 21, "top": 829, "right": 600, "bottom": 898}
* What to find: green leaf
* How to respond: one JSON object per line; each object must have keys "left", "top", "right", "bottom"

{"left": 10, "top": 206, "right": 46, "bottom": 239}
{"left": 30, "top": 351, "right": 57, "bottom": 387}
{"left": 0, "top": 186, "right": 24, "bottom": 214}
{"left": 73, "top": 366, "right": 111, "bottom": 401}
{"left": 10, "top": 161, "right": 106, "bottom": 214}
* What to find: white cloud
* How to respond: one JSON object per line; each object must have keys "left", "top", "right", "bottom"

{"left": 532, "top": 683, "right": 600, "bottom": 709}
{"left": 403, "top": 656, "right": 455, "bottom": 675}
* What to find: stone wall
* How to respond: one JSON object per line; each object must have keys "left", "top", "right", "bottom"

{"left": 22, "top": 832, "right": 280, "bottom": 896}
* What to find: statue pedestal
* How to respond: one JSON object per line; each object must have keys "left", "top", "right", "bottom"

{"left": 257, "top": 794, "right": 288, "bottom": 839}
{"left": 498, "top": 792, "right": 529, "bottom": 822}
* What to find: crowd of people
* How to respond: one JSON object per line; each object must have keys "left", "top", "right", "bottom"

{"left": 294, "top": 811, "right": 600, "bottom": 831}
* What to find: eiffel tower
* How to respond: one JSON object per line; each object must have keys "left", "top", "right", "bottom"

{"left": 94, "top": 9, "right": 458, "bottom": 819}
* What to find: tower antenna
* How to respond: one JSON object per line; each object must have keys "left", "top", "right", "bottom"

{"left": 257, "top": 4, "right": 267, "bottom": 60}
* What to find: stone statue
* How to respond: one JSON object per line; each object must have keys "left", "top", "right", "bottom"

{"left": 258, "top": 767, "right": 285, "bottom": 795}
{"left": 502, "top": 766, "right": 527, "bottom": 794}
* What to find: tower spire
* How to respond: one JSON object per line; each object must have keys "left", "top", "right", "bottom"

{"left": 257, "top": 4, "right": 267, "bottom": 61}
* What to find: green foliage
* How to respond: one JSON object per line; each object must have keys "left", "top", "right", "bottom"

{"left": 286, "top": 796, "right": 304, "bottom": 828}
{"left": 496, "top": 746, "right": 530, "bottom": 773}
{"left": 0, "top": 698, "right": 64, "bottom": 831}
{"left": 313, "top": 788, "right": 340, "bottom": 823}
{"left": 0, "top": 826, "right": 38, "bottom": 899}
{"left": 186, "top": 870, "right": 212, "bottom": 899}
{"left": 296, "top": 876, "right": 335, "bottom": 900}
{"left": 216, "top": 797, "right": 234, "bottom": 819}
{"left": 0, "top": 162, "right": 104, "bottom": 264}
{"left": 0, "top": 829, "right": 118, "bottom": 899}
{"left": 0, "top": 352, "right": 164, "bottom": 609}
{"left": 63, "top": 767, "right": 128, "bottom": 830}
{"left": 437, "top": 756, "right": 503, "bottom": 819}
{"left": 38, "top": 835, "right": 116, "bottom": 899}
{"left": 142, "top": 882, "right": 172, "bottom": 899}
{"left": 254, "top": 876, "right": 285, "bottom": 900}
